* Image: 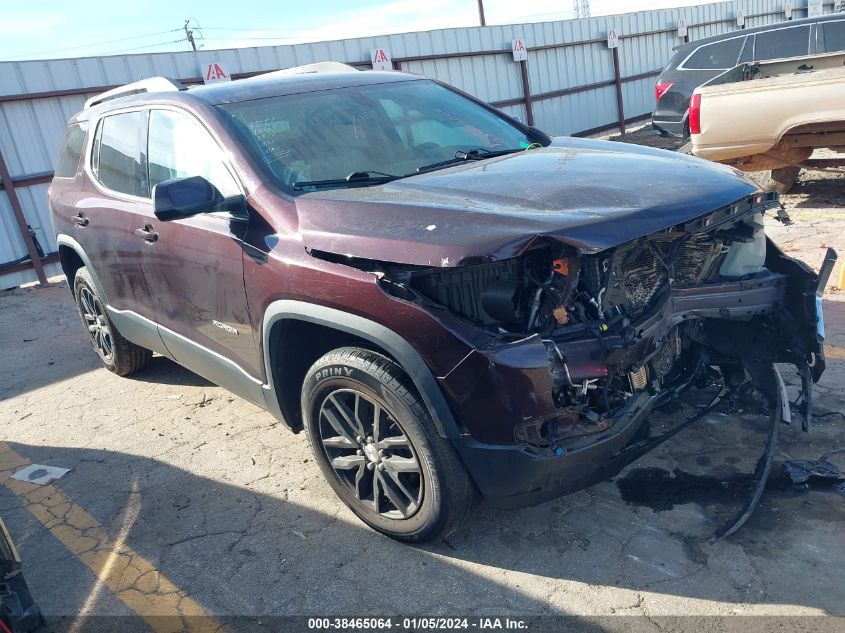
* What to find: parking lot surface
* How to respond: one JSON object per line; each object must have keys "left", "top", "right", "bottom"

{"left": 1, "top": 134, "right": 844, "bottom": 632}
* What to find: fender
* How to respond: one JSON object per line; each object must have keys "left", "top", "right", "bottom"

{"left": 56, "top": 234, "right": 109, "bottom": 301}
{"left": 261, "top": 300, "right": 461, "bottom": 440}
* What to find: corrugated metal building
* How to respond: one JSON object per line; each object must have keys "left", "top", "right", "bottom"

{"left": 0, "top": 0, "right": 824, "bottom": 287}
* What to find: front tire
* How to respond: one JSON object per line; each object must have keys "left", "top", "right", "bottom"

{"left": 302, "top": 347, "right": 478, "bottom": 542}
{"left": 73, "top": 267, "right": 151, "bottom": 376}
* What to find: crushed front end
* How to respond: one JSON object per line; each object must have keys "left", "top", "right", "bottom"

{"left": 394, "top": 193, "right": 834, "bottom": 507}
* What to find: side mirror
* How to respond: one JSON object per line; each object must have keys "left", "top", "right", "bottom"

{"left": 153, "top": 176, "right": 229, "bottom": 221}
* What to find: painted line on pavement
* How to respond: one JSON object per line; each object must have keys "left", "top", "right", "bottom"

{"left": 0, "top": 442, "right": 223, "bottom": 633}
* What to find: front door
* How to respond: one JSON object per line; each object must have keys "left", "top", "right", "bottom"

{"left": 138, "top": 108, "right": 262, "bottom": 400}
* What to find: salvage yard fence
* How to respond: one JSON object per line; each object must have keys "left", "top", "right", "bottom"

{"left": 0, "top": 0, "right": 832, "bottom": 286}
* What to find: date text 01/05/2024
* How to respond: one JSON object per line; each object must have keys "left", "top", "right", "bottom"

{"left": 307, "top": 617, "right": 529, "bottom": 630}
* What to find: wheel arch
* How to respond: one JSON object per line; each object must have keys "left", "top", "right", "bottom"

{"left": 261, "top": 301, "right": 460, "bottom": 440}
{"left": 56, "top": 235, "right": 108, "bottom": 301}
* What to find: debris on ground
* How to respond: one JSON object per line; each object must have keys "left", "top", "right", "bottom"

{"left": 784, "top": 448, "right": 845, "bottom": 485}
{"left": 10, "top": 464, "right": 70, "bottom": 486}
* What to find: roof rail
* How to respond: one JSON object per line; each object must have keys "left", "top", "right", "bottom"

{"left": 84, "top": 77, "right": 186, "bottom": 110}
{"left": 257, "top": 61, "right": 359, "bottom": 80}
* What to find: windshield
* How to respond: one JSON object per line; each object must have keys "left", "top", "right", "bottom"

{"left": 217, "top": 79, "right": 535, "bottom": 192}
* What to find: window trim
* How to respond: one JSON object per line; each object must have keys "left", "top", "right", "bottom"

{"left": 86, "top": 106, "right": 152, "bottom": 204}
{"left": 146, "top": 106, "right": 247, "bottom": 221}
{"left": 819, "top": 19, "right": 845, "bottom": 53}
{"left": 678, "top": 23, "right": 813, "bottom": 71}
{"left": 752, "top": 23, "right": 813, "bottom": 62}
{"left": 85, "top": 104, "right": 246, "bottom": 217}
{"left": 678, "top": 34, "right": 748, "bottom": 71}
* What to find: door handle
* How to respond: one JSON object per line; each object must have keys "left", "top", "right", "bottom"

{"left": 71, "top": 213, "right": 89, "bottom": 227}
{"left": 134, "top": 225, "right": 159, "bottom": 243}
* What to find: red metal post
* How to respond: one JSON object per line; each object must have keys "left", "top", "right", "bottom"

{"left": 611, "top": 47, "right": 626, "bottom": 135}
{"left": 519, "top": 60, "right": 534, "bottom": 127}
{"left": 0, "top": 148, "right": 48, "bottom": 284}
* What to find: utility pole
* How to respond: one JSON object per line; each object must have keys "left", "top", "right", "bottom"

{"left": 477, "top": 0, "right": 486, "bottom": 26}
{"left": 184, "top": 19, "right": 197, "bottom": 51}
{"left": 573, "top": 0, "right": 591, "bottom": 19}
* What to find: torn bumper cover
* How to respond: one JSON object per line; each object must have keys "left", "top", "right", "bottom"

{"left": 436, "top": 245, "right": 833, "bottom": 508}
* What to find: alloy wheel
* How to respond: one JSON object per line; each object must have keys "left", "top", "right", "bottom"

{"left": 79, "top": 286, "right": 114, "bottom": 362}
{"left": 317, "top": 389, "right": 423, "bottom": 519}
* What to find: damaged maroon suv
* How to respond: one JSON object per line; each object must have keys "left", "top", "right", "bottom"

{"left": 49, "top": 64, "right": 836, "bottom": 542}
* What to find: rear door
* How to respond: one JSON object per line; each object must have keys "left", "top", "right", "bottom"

{"left": 139, "top": 107, "right": 262, "bottom": 393}
{"left": 79, "top": 110, "right": 174, "bottom": 352}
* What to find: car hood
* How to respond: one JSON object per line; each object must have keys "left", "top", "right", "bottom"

{"left": 295, "top": 136, "right": 759, "bottom": 267}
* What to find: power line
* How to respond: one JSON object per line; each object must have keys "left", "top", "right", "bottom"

{"left": 3, "top": 29, "right": 183, "bottom": 60}
{"left": 200, "top": 26, "right": 303, "bottom": 33}
{"left": 95, "top": 38, "right": 189, "bottom": 57}
{"left": 201, "top": 36, "right": 303, "bottom": 42}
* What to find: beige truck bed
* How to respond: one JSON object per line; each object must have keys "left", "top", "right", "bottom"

{"left": 691, "top": 52, "right": 845, "bottom": 168}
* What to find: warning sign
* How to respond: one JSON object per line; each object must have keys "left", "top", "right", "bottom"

{"left": 370, "top": 48, "right": 392, "bottom": 71}
{"left": 512, "top": 38, "right": 528, "bottom": 62}
{"left": 203, "top": 62, "right": 231, "bottom": 84}
{"left": 677, "top": 19, "right": 688, "bottom": 38}
{"left": 607, "top": 28, "right": 619, "bottom": 49}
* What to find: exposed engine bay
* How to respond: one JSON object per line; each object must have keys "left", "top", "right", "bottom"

{"left": 391, "top": 196, "right": 830, "bottom": 453}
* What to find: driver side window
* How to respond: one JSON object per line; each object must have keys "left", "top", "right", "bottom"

{"left": 148, "top": 109, "right": 240, "bottom": 198}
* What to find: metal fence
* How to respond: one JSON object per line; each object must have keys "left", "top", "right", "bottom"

{"left": 0, "top": 0, "right": 825, "bottom": 287}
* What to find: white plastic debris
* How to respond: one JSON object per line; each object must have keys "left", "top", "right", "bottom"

{"left": 11, "top": 464, "right": 70, "bottom": 485}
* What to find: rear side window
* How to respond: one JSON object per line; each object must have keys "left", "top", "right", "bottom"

{"left": 755, "top": 26, "right": 810, "bottom": 60}
{"left": 684, "top": 38, "right": 744, "bottom": 69}
{"left": 822, "top": 21, "right": 845, "bottom": 52}
{"left": 55, "top": 122, "right": 88, "bottom": 178}
{"left": 92, "top": 111, "right": 148, "bottom": 197}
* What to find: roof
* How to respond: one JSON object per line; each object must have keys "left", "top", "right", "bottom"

{"left": 674, "top": 13, "right": 843, "bottom": 52}
{"left": 73, "top": 70, "right": 422, "bottom": 121}
{"left": 188, "top": 70, "right": 420, "bottom": 105}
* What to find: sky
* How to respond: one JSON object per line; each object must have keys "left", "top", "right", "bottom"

{"left": 0, "top": 0, "right": 706, "bottom": 61}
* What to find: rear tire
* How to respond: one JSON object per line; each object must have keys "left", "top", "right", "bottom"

{"left": 302, "top": 347, "right": 478, "bottom": 542}
{"left": 766, "top": 165, "right": 801, "bottom": 195}
{"left": 73, "top": 267, "right": 152, "bottom": 376}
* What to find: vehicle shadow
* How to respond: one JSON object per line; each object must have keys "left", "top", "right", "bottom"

{"left": 0, "top": 283, "right": 99, "bottom": 402}
{"left": 0, "top": 283, "right": 213, "bottom": 402}
{"left": 5, "top": 412, "right": 844, "bottom": 629}
{"left": 3, "top": 441, "right": 562, "bottom": 631}
{"left": 434, "top": 400, "right": 845, "bottom": 616}
{"left": 792, "top": 175, "right": 845, "bottom": 210}
{"left": 127, "top": 355, "right": 214, "bottom": 388}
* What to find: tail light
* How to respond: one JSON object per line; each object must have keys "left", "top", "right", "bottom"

{"left": 655, "top": 81, "right": 674, "bottom": 101}
{"left": 689, "top": 93, "right": 702, "bottom": 135}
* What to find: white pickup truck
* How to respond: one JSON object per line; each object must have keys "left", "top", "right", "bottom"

{"left": 690, "top": 52, "right": 845, "bottom": 192}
